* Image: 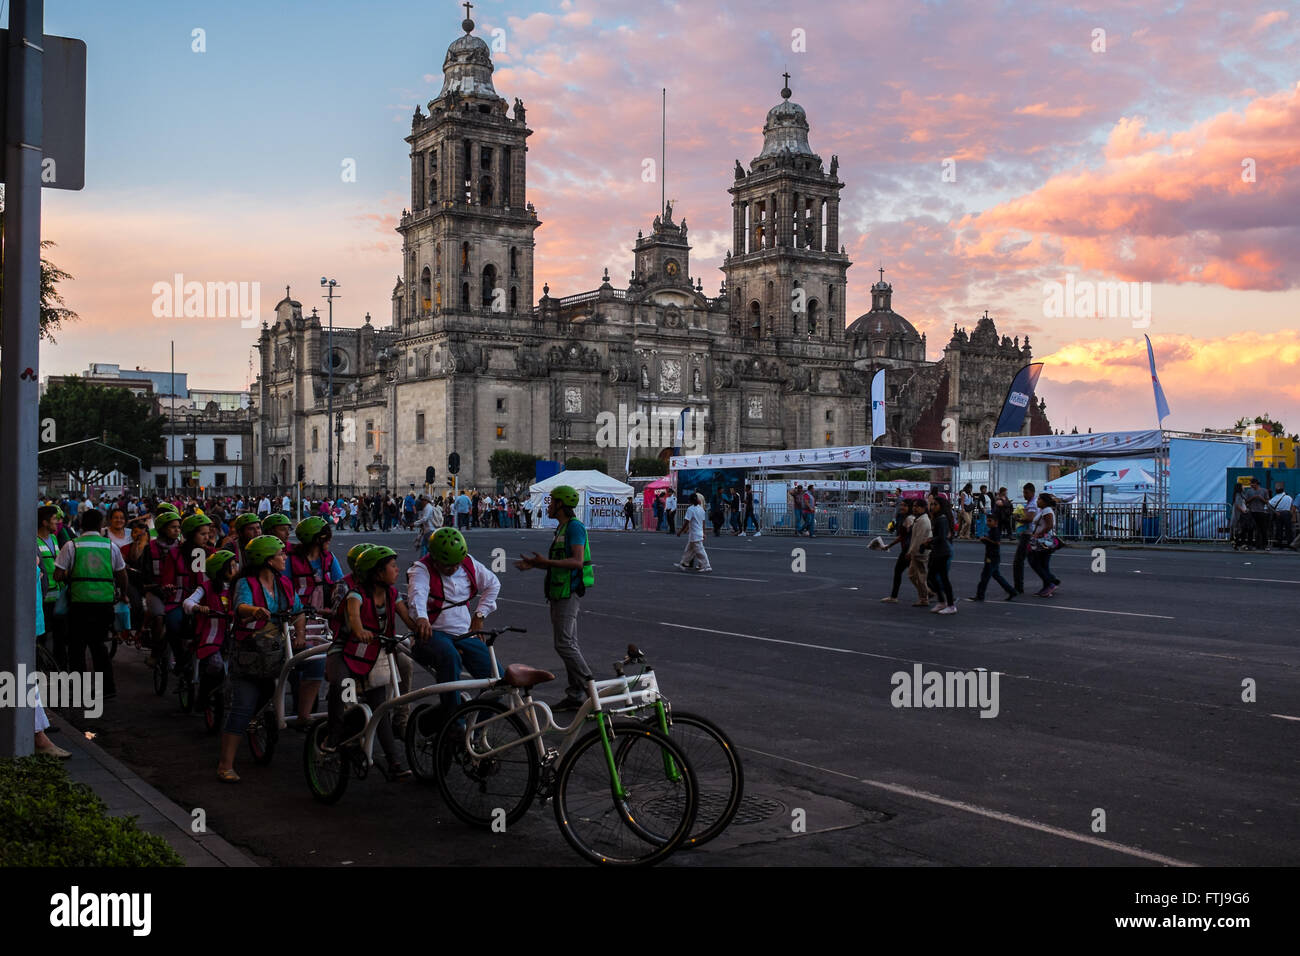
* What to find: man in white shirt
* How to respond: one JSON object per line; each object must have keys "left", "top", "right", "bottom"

{"left": 1269, "top": 483, "right": 1294, "bottom": 548}
{"left": 257, "top": 495, "right": 271, "bottom": 517}
{"left": 674, "top": 492, "right": 712, "bottom": 572}
{"left": 664, "top": 492, "right": 677, "bottom": 534}
{"left": 407, "top": 527, "right": 502, "bottom": 719}
{"left": 281, "top": 493, "right": 291, "bottom": 514}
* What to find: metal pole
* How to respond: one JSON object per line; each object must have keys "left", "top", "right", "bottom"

{"left": 0, "top": 0, "right": 44, "bottom": 757}
{"left": 170, "top": 340, "right": 175, "bottom": 489}
{"left": 326, "top": 291, "right": 333, "bottom": 501}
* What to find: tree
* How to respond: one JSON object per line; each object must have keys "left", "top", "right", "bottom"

{"left": 564, "top": 456, "right": 607, "bottom": 474}
{"left": 629, "top": 456, "right": 667, "bottom": 477}
{"left": 0, "top": 196, "right": 80, "bottom": 342}
{"left": 878, "top": 468, "right": 929, "bottom": 481}
{"left": 39, "top": 379, "right": 166, "bottom": 489}
{"left": 489, "top": 450, "right": 540, "bottom": 499}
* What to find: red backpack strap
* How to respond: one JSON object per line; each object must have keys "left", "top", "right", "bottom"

{"left": 460, "top": 556, "right": 479, "bottom": 601}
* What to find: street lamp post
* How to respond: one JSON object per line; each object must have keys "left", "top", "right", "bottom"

{"left": 558, "top": 418, "right": 572, "bottom": 468}
{"left": 321, "top": 277, "right": 340, "bottom": 500}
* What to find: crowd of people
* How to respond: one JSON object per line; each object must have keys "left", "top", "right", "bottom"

{"left": 33, "top": 484, "right": 595, "bottom": 781}
{"left": 1231, "top": 478, "right": 1299, "bottom": 551}
{"left": 877, "top": 482, "right": 1064, "bottom": 613}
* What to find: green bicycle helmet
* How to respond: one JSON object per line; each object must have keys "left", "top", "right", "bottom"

{"left": 155, "top": 510, "right": 182, "bottom": 529}
{"left": 354, "top": 545, "right": 397, "bottom": 581}
{"left": 181, "top": 514, "right": 213, "bottom": 537}
{"left": 551, "top": 484, "right": 580, "bottom": 508}
{"left": 428, "top": 527, "right": 468, "bottom": 566}
{"left": 242, "top": 535, "right": 284, "bottom": 570}
{"left": 205, "top": 549, "right": 239, "bottom": 578}
{"left": 295, "top": 516, "right": 330, "bottom": 544}
{"left": 261, "top": 513, "right": 292, "bottom": 533}
{"left": 232, "top": 512, "right": 261, "bottom": 533}
{"left": 346, "top": 542, "right": 376, "bottom": 575}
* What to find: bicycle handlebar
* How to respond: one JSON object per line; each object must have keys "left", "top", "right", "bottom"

{"left": 463, "top": 626, "right": 527, "bottom": 647}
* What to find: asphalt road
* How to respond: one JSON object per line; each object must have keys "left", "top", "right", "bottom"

{"left": 66, "top": 526, "right": 1300, "bottom": 866}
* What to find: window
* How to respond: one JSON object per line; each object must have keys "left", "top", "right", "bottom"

{"left": 510, "top": 286, "right": 518, "bottom": 312}
{"left": 155, "top": 474, "right": 166, "bottom": 489}
{"left": 214, "top": 473, "right": 227, "bottom": 487}
{"left": 461, "top": 242, "right": 470, "bottom": 272}
{"left": 825, "top": 431, "right": 833, "bottom": 445}
{"left": 213, "top": 438, "right": 227, "bottom": 462}
{"left": 825, "top": 410, "right": 834, "bottom": 422}
{"left": 365, "top": 420, "right": 375, "bottom": 449}
{"left": 461, "top": 282, "right": 470, "bottom": 310}
{"left": 182, "top": 439, "right": 197, "bottom": 463}
{"left": 496, "top": 397, "right": 506, "bottom": 412}
{"left": 482, "top": 264, "right": 498, "bottom": 308}
{"left": 416, "top": 412, "right": 426, "bottom": 443}
{"left": 496, "top": 426, "right": 505, "bottom": 440}
{"left": 480, "top": 146, "right": 493, "bottom": 170}
{"left": 312, "top": 428, "right": 319, "bottom": 452}
{"left": 421, "top": 267, "right": 432, "bottom": 313}
{"left": 510, "top": 247, "right": 518, "bottom": 275}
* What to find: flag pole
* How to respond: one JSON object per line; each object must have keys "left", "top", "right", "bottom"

{"left": 661, "top": 88, "right": 666, "bottom": 215}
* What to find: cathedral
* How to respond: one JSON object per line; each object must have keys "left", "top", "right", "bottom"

{"left": 250, "top": 12, "right": 1049, "bottom": 492}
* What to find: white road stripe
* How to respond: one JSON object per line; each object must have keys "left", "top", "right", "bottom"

{"left": 1270, "top": 714, "right": 1300, "bottom": 722}
{"left": 645, "top": 570, "right": 767, "bottom": 582}
{"left": 745, "top": 747, "right": 1196, "bottom": 867}
{"left": 659, "top": 622, "right": 902, "bottom": 660}
{"left": 1001, "top": 602, "right": 1175, "bottom": 620}
{"left": 1212, "top": 576, "right": 1300, "bottom": 585}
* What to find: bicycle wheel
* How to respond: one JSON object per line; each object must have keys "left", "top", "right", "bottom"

{"left": 435, "top": 699, "right": 538, "bottom": 830}
{"left": 553, "top": 721, "right": 696, "bottom": 866}
{"left": 304, "top": 717, "right": 349, "bottom": 804}
{"left": 152, "top": 652, "right": 169, "bottom": 696}
{"left": 201, "top": 673, "right": 225, "bottom": 734}
{"left": 247, "top": 711, "right": 278, "bottom": 765}
{"left": 177, "top": 666, "right": 196, "bottom": 713}
{"left": 404, "top": 704, "right": 444, "bottom": 783}
{"left": 624, "top": 710, "right": 743, "bottom": 848}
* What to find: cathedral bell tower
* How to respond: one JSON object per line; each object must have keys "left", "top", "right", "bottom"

{"left": 723, "top": 76, "right": 850, "bottom": 344}
{"left": 394, "top": 4, "right": 540, "bottom": 327}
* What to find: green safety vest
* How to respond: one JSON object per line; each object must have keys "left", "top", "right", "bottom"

{"left": 68, "top": 535, "right": 116, "bottom": 604}
{"left": 545, "top": 519, "right": 594, "bottom": 601}
{"left": 38, "top": 535, "right": 64, "bottom": 605}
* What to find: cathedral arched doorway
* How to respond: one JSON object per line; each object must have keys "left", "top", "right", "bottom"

{"left": 420, "top": 267, "right": 432, "bottom": 314}
{"left": 481, "top": 264, "right": 497, "bottom": 309}
{"left": 748, "top": 301, "right": 761, "bottom": 337}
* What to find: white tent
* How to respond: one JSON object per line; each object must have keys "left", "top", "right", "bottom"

{"left": 1044, "top": 457, "right": 1161, "bottom": 503}
{"left": 527, "top": 470, "right": 635, "bottom": 530}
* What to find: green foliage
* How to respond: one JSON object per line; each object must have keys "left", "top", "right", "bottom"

{"left": 629, "top": 456, "right": 667, "bottom": 477}
{"left": 0, "top": 206, "right": 80, "bottom": 342}
{"left": 845, "top": 470, "right": 869, "bottom": 481}
{"left": 0, "top": 756, "right": 182, "bottom": 866}
{"left": 39, "top": 379, "right": 167, "bottom": 486}
{"left": 488, "top": 450, "right": 541, "bottom": 499}
{"left": 878, "top": 468, "right": 929, "bottom": 481}
{"left": 564, "top": 456, "right": 607, "bottom": 474}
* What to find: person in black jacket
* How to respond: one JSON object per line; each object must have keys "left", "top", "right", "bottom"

{"left": 924, "top": 495, "right": 957, "bottom": 614}
{"left": 967, "top": 501, "right": 1016, "bottom": 601}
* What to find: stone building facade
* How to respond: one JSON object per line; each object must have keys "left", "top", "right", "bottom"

{"left": 250, "top": 14, "right": 1048, "bottom": 493}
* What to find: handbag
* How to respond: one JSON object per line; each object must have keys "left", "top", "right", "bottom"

{"left": 113, "top": 600, "right": 132, "bottom": 632}
{"left": 231, "top": 624, "right": 286, "bottom": 680}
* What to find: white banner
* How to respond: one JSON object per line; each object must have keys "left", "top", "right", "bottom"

{"left": 871, "top": 370, "right": 886, "bottom": 441}
{"left": 671, "top": 444, "right": 875, "bottom": 471}
{"left": 583, "top": 491, "right": 630, "bottom": 530}
{"left": 988, "top": 430, "right": 1164, "bottom": 458}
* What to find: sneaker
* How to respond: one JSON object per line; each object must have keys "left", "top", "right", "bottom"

{"left": 964, "top": 596, "right": 983, "bottom": 602}
{"left": 880, "top": 596, "right": 898, "bottom": 603}
{"left": 1034, "top": 588, "right": 1051, "bottom": 597}
{"left": 1043, "top": 585, "right": 1058, "bottom": 597}
{"left": 698, "top": 567, "right": 713, "bottom": 573}
{"left": 1003, "top": 591, "right": 1017, "bottom": 601}
{"left": 551, "top": 696, "right": 584, "bottom": 713}
{"left": 754, "top": 531, "right": 762, "bottom": 537}
{"left": 930, "top": 604, "right": 944, "bottom": 613}
{"left": 938, "top": 605, "right": 957, "bottom": 615}
{"left": 738, "top": 532, "right": 747, "bottom": 537}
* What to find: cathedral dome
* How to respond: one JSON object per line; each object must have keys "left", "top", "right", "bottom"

{"left": 439, "top": 18, "right": 499, "bottom": 99}
{"left": 847, "top": 308, "right": 920, "bottom": 341}
{"left": 757, "top": 82, "right": 814, "bottom": 158}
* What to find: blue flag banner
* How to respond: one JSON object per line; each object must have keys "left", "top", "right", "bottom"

{"left": 1145, "top": 334, "right": 1171, "bottom": 425}
{"left": 871, "top": 369, "right": 887, "bottom": 441}
{"left": 993, "top": 363, "right": 1044, "bottom": 436}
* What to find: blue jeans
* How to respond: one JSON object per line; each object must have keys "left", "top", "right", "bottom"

{"left": 224, "top": 675, "right": 274, "bottom": 735}
{"left": 744, "top": 511, "right": 758, "bottom": 532}
{"left": 800, "top": 511, "right": 815, "bottom": 536}
{"left": 413, "top": 630, "right": 499, "bottom": 715}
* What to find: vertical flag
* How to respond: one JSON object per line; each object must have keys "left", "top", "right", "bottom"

{"left": 625, "top": 428, "right": 633, "bottom": 477}
{"left": 673, "top": 408, "right": 689, "bottom": 456}
{"left": 993, "top": 363, "right": 1044, "bottom": 436}
{"left": 1144, "top": 334, "right": 1171, "bottom": 425}
{"left": 870, "top": 369, "right": 887, "bottom": 441}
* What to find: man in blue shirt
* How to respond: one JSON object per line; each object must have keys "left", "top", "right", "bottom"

{"left": 455, "top": 492, "right": 472, "bottom": 531}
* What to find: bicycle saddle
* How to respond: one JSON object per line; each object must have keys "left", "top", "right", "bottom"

{"left": 502, "top": 663, "right": 556, "bottom": 689}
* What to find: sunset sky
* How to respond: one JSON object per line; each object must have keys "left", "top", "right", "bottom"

{"left": 34, "top": 0, "right": 1300, "bottom": 436}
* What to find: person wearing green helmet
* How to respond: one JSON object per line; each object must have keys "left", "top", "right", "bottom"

{"left": 261, "top": 512, "right": 292, "bottom": 545}
{"left": 142, "top": 508, "right": 184, "bottom": 665}
{"left": 170, "top": 513, "right": 216, "bottom": 665}
{"left": 279, "top": 516, "right": 340, "bottom": 726}
{"left": 514, "top": 484, "right": 594, "bottom": 711}
{"left": 220, "top": 512, "right": 263, "bottom": 559}
{"left": 182, "top": 550, "right": 240, "bottom": 711}
{"left": 219, "top": 536, "right": 305, "bottom": 782}
{"left": 408, "top": 526, "right": 501, "bottom": 720}
{"left": 323, "top": 545, "right": 417, "bottom": 773}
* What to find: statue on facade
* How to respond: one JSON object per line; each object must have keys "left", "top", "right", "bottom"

{"left": 513, "top": 97, "right": 525, "bottom": 122}
{"left": 734, "top": 159, "right": 744, "bottom": 179}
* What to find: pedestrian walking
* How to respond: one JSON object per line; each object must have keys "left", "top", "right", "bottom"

{"left": 1243, "top": 478, "right": 1271, "bottom": 551}
{"left": 905, "top": 498, "right": 931, "bottom": 606}
{"left": 741, "top": 485, "right": 760, "bottom": 536}
{"left": 879, "top": 499, "right": 913, "bottom": 603}
{"left": 622, "top": 496, "right": 635, "bottom": 530}
{"left": 675, "top": 493, "right": 713, "bottom": 572}
{"left": 665, "top": 492, "right": 677, "bottom": 534}
{"left": 925, "top": 495, "right": 957, "bottom": 614}
{"left": 967, "top": 500, "right": 1017, "bottom": 601}
{"left": 1011, "top": 483, "right": 1039, "bottom": 594}
{"left": 1027, "top": 493, "right": 1063, "bottom": 596}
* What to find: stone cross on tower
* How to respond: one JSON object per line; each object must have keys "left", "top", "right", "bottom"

{"left": 878, "top": 266, "right": 885, "bottom": 283}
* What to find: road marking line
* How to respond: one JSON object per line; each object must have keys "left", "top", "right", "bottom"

{"left": 1270, "top": 714, "right": 1300, "bottom": 722}
{"left": 645, "top": 570, "right": 766, "bottom": 582}
{"left": 1212, "top": 576, "right": 1300, "bottom": 585}
{"left": 1002, "top": 602, "right": 1174, "bottom": 620}
{"left": 745, "top": 747, "right": 1196, "bottom": 867}
{"left": 658, "top": 622, "right": 902, "bottom": 661}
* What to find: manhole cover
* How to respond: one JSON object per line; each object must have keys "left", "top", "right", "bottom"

{"left": 730, "top": 793, "right": 784, "bottom": 826}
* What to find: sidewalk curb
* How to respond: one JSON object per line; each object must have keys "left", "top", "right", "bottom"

{"left": 51, "top": 716, "right": 258, "bottom": 868}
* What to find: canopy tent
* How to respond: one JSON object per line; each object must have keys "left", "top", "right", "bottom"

{"left": 669, "top": 443, "right": 959, "bottom": 473}
{"left": 1043, "top": 458, "right": 1161, "bottom": 503}
{"left": 527, "top": 470, "right": 634, "bottom": 531}
{"left": 989, "top": 430, "right": 1249, "bottom": 541}
{"left": 640, "top": 476, "right": 673, "bottom": 531}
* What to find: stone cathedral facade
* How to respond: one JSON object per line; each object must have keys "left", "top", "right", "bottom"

{"left": 251, "top": 14, "right": 1049, "bottom": 492}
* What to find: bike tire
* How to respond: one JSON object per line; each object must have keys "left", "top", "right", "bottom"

{"left": 625, "top": 711, "right": 743, "bottom": 849}
{"left": 304, "top": 717, "right": 350, "bottom": 805}
{"left": 247, "top": 713, "right": 278, "bottom": 765}
{"left": 434, "top": 699, "right": 538, "bottom": 829}
{"left": 204, "top": 689, "right": 224, "bottom": 734}
{"left": 177, "top": 677, "right": 194, "bottom": 713}
{"left": 553, "top": 721, "right": 696, "bottom": 866}
{"left": 404, "top": 704, "right": 444, "bottom": 783}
